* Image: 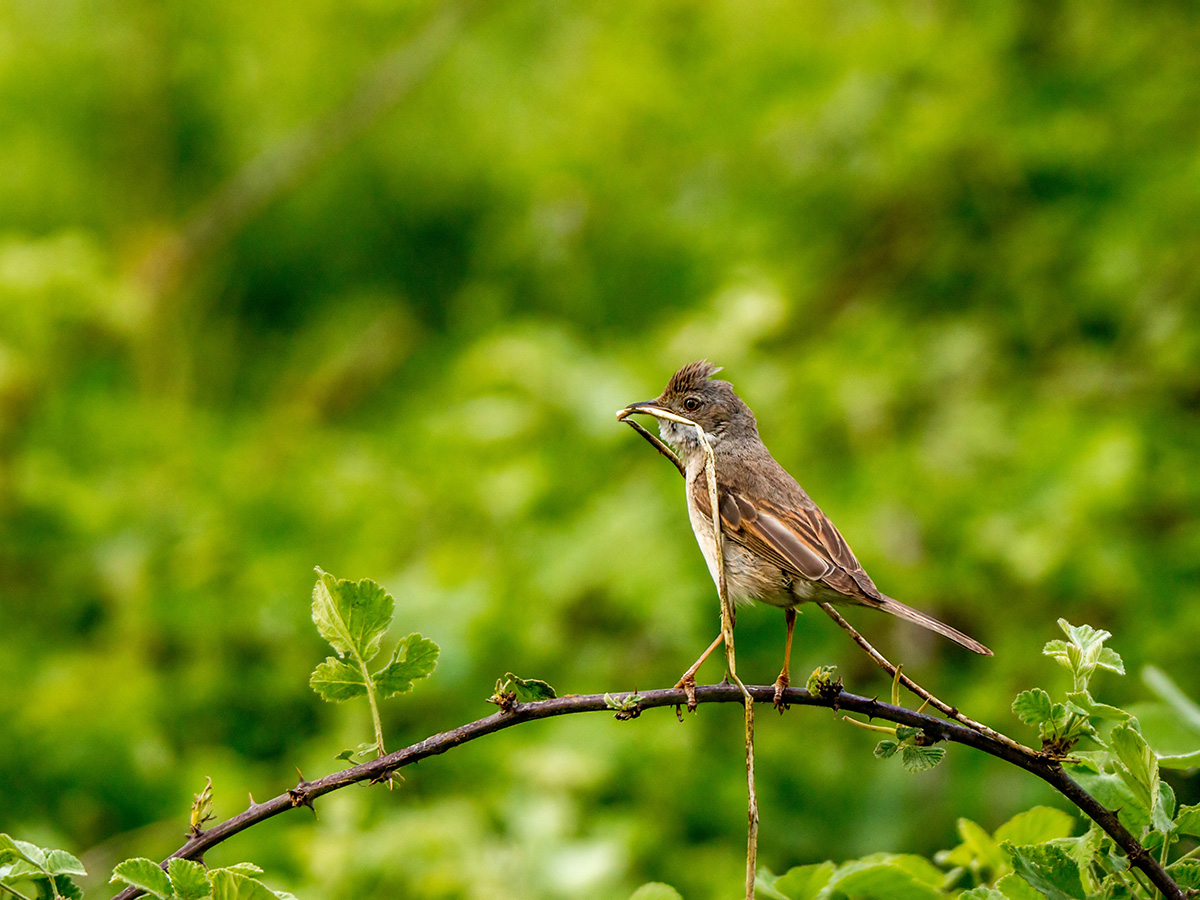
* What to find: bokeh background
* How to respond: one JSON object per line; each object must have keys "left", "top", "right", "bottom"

{"left": 3, "top": 0, "right": 1200, "bottom": 897}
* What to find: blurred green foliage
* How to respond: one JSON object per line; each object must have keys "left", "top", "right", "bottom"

{"left": 2, "top": 0, "right": 1200, "bottom": 897}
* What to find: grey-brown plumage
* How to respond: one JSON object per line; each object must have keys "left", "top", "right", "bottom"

{"left": 623, "top": 360, "right": 991, "bottom": 658}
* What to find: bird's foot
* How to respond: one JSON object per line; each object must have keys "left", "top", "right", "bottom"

{"left": 674, "top": 672, "right": 699, "bottom": 713}
{"left": 773, "top": 673, "right": 790, "bottom": 713}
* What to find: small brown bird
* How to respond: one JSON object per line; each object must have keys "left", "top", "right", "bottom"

{"left": 620, "top": 360, "right": 991, "bottom": 705}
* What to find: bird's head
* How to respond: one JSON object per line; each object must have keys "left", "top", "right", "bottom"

{"left": 618, "top": 360, "right": 757, "bottom": 456}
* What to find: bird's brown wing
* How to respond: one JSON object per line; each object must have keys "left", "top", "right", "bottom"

{"left": 692, "top": 482, "right": 883, "bottom": 601}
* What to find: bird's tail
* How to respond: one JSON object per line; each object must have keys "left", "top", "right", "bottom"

{"left": 873, "top": 595, "right": 993, "bottom": 656}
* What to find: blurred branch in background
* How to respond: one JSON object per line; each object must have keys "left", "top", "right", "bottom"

{"left": 136, "top": 2, "right": 474, "bottom": 303}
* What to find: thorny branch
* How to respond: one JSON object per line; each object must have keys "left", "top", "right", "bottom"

{"left": 111, "top": 684, "right": 1185, "bottom": 900}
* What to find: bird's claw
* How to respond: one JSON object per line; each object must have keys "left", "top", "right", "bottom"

{"left": 773, "top": 674, "right": 790, "bottom": 713}
{"left": 675, "top": 673, "right": 699, "bottom": 712}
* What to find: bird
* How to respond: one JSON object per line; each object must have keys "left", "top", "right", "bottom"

{"left": 619, "top": 360, "right": 991, "bottom": 707}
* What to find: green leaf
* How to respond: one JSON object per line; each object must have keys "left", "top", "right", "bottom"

{"left": 1001, "top": 842, "right": 1087, "bottom": 900}
{"left": 220, "top": 864, "right": 264, "bottom": 876}
{"left": 1012, "top": 689, "right": 1055, "bottom": 727}
{"left": 825, "top": 856, "right": 943, "bottom": 900}
{"left": 770, "top": 861, "right": 836, "bottom": 900}
{"left": 43, "top": 849, "right": 86, "bottom": 877}
{"left": 0, "top": 835, "right": 47, "bottom": 872}
{"left": 1157, "top": 750, "right": 1200, "bottom": 769}
{"left": 374, "top": 634, "right": 440, "bottom": 698}
{"left": 629, "top": 884, "right": 683, "bottom": 900}
{"left": 335, "top": 749, "right": 356, "bottom": 762}
{"left": 168, "top": 859, "right": 212, "bottom": 900}
{"left": 310, "top": 569, "right": 393, "bottom": 663}
{"left": 874, "top": 740, "right": 899, "bottom": 759}
{"left": 1065, "top": 690, "right": 1130, "bottom": 722}
{"left": 1055, "top": 824, "right": 1103, "bottom": 880}
{"left": 1044, "top": 620, "right": 1123, "bottom": 691}
{"left": 935, "top": 818, "right": 1006, "bottom": 875}
{"left": 1096, "top": 647, "right": 1125, "bottom": 675}
{"left": 209, "top": 870, "right": 277, "bottom": 900}
{"left": 55, "top": 873, "right": 84, "bottom": 900}
{"left": 900, "top": 744, "right": 945, "bottom": 773}
{"left": 1174, "top": 803, "right": 1200, "bottom": 837}
{"left": 1063, "top": 759, "right": 1150, "bottom": 834}
{"left": 996, "top": 872, "right": 1044, "bottom": 900}
{"left": 1109, "top": 723, "right": 1160, "bottom": 818}
{"left": 501, "top": 672, "right": 557, "bottom": 702}
{"left": 993, "top": 806, "right": 1076, "bottom": 845}
{"left": 1168, "top": 860, "right": 1200, "bottom": 890}
{"left": 110, "top": 858, "right": 175, "bottom": 899}
{"left": 308, "top": 657, "right": 368, "bottom": 702}
{"left": 959, "top": 889, "right": 1006, "bottom": 900}
{"left": 1125, "top": 697, "right": 1200, "bottom": 765}
{"left": 895, "top": 725, "right": 921, "bottom": 741}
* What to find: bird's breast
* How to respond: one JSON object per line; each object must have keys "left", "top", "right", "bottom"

{"left": 686, "top": 488, "right": 806, "bottom": 608}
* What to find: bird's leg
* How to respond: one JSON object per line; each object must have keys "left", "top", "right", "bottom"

{"left": 675, "top": 632, "right": 726, "bottom": 711}
{"left": 773, "top": 607, "right": 797, "bottom": 712}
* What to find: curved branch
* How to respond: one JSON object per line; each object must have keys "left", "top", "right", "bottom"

{"left": 817, "top": 602, "right": 1040, "bottom": 758}
{"left": 112, "top": 684, "right": 1183, "bottom": 900}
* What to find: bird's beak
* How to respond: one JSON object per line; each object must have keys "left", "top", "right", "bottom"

{"left": 616, "top": 400, "right": 668, "bottom": 421}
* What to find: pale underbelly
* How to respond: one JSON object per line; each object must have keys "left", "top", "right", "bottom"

{"left": 688, "top": 503, "right": 846, "bottom": 608}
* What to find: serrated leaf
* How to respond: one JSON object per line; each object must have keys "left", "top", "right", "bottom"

{"left": 209, "top": 870, "right": 276, "bottom": 900}
{"left": 770, "top": 861, "right": 836, "bottom": 900}
{"left": 629, "top": 884, "right": 684, "bottom": 900}
{"left": 994, "top": 807, "right": 1076, "bottom": 845}
{"left": 996, "top": 872, "right": 1044, "bottom": 900}
{"left": 959, "top": 889, "right": 1006, "bottom": 900}
{"left": 1045, "top": 621, "right": 1123, "bottom": 692}
{"left": 826, "top": 856, "right": 943, "bottom": 900}
{"left": 1169, "top": 860, "right": 1200, "bottom": 890}
{"left": 1156, "top": 780, "right": 1177, "bottom": 836}
{"left": 1063, "top": 760, "right": 1150, "bottom": 834}
{"left": 110, "top": 858, "right": 174, "bottom": 899}
{"left": 1054, "top": 823, "right": 1103, "bottom": 878}
{"left": 1065, "top": 690, "right": 1130, "bottom": 722}
{"left": 502, "top": 672, "right": 556, "bottom": 702}
{"left": 374, "top": 634, "right": 439, "bottom": 698}
{"left": 309, "top": 657, "right": 368, "bottom": 702}
{"left": 1158, "top": 750, "right": 1200, "bottom": 769}
{"left": 1175, "top": 803, "right": 1200, "bottom": 837}
{"left": 0, "top": 836, "right": 47, "bottom": 872}
{"left": 895, "top": 725, "right": 921, "bottom": 741}
{"left": 1110, "top": 723, "right": 1159, "bottom": 816}
{"left": 874, "top": 739, "right": 899, "bottom": 759}
{"left": 1001, "top": 842, "right": 1086, "bottom": 900}
{"left": 220, "top": 864, "right": 263, "bottom": 876}
{"left": 169, "top": 859, "right": 212, "bottom": 900}
{"left": 1012, "top": 689, "right": 1055, "bottom": 727}
{"left": 1096, "top": 647, "right": 1125, "bottom": 675}
{"left": 310, "top": 569, "right": 393, "bottom": 663}
{"left": 44, "top": 849, "right": 86, "bottom": 877}
{"left": 901, "top": 744, "right": 945, "bottom": 773}
{"left": 55, "top": 873, "right": 84, "bottom": 900}
{"left": 936, "top": 818, "right": 1006, "bottom": 875}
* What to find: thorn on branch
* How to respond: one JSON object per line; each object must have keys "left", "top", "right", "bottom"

{"left": 288, "top": 771, "right": 316, "bottom": 813}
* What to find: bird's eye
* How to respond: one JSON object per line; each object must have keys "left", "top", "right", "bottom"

{"left": 683, "top": 397, "right": 701, "bottom": 412}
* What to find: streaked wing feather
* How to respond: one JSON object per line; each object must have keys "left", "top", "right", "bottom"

{"left": 696, "top": 483, "right": 882, "bottom": 600}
